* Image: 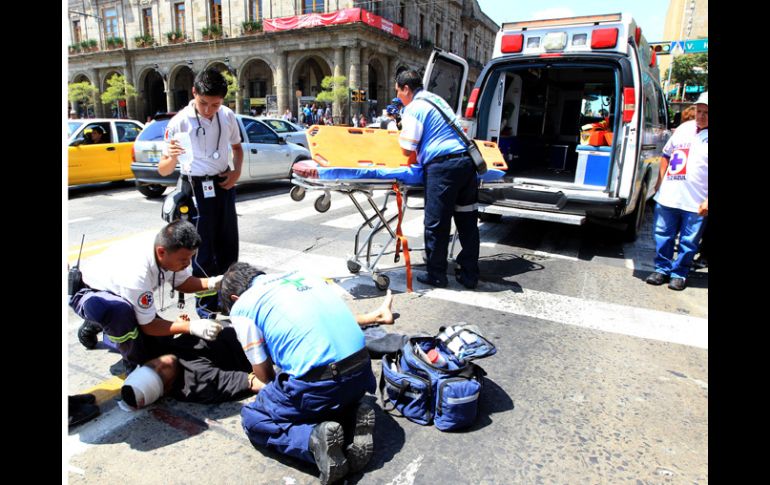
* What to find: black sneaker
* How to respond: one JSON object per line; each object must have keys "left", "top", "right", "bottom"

{"left": 645, "top": 272, "right": 668, "bottom": 286}
{"left": 68, "top": 401, "right": 100, "bottom": 428}
{"left": 77, "top": 320, "right": 103, "bottom": 349}
{"left": 346, "top": 402, "right": 375, "bottom": 473}
{"left": 309, "top": 422, "right": 349, "bottom": 485}
{"left": 668, "top": 277, "right": 686, "bottom": 291}
{"left": 454, "top": 271, "right": 478, "bottom": 290}
{"left": 416, "top": 273, "right": 448, "bottom": 288}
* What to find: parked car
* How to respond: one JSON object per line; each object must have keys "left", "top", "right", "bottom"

{"left": 257, "top": 117, "right": 309, "bottom": 148}
{"left": 68, "top": 118, "right": 145, "bottom": 186}
{"left": 131, "top": 114, "right": 312, "bottom": 197}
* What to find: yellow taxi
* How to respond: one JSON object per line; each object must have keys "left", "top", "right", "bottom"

{"left": 67, "top": 118, "right": 145, "bottom": 186}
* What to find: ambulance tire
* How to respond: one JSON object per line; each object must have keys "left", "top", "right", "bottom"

{"left": 622, "top": 182, "right": 648, "bottom": 242}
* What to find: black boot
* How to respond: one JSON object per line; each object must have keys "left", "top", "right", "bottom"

{"left": 77, "top": 320, "right": 103, "bottom": 349}
{"left": 309, "top": 422, "right": 349, "bottom": 485}
{"left": 345, "top": 401, "right": 375, "bottom": 473}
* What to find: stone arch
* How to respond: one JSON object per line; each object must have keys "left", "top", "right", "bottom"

{"left": 137, "top": 67, "right": 168, "bottom": 120}
{"left": 101, "top": 69, "right": 123, "bottom": 92}
{"left": 168, "top": 64, "right": 195, "bottom": 111}
{"left": 367, "top": 57, "right": 386, "bottom": 114}
{"left": 69, "top": 73, "right": 96, "bottom": 118}
{"left": 101, "top": 70, "right": 124, "bottom": 117}
{"left": 240, "top": 57, "right": 276, "bottom": 116}
{"left": 290, "top": 53, "right": 333, "bottom": 117}
{"left": 70, "top": 72, "right": 93, "bottom": 85}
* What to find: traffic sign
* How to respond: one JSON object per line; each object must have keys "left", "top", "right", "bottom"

{"left": 683, "top": 39, "right": 708, "bottom": 53}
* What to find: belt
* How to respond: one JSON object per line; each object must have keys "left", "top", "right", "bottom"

{"left": 429, "top": 152, "right": 469, "bottom": 165}
{"left": 185, "top": 174, "right": 224, "bottom": 182}
{"left": 297, "top": 348, "right": 370, "bottom": 382}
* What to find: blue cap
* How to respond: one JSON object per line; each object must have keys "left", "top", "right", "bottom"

{"left": 391, "top": 97, "right": 403, "bottom": 105}
{"left": 386, "top": 104, "right": 400, "bottom": 115}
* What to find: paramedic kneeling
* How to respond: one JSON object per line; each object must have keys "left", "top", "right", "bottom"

{"left": 396, "top": 69, "right": 480, "bottom": 289}
{"left": 220, "top": 263, "right": 377, "bottom": 485}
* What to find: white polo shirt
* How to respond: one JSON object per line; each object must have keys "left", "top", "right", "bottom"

{"left": 80, "top": 234, "right": 194, "bottom": 325}
{"left": 164, "top": 101, "right": 242, "bottom": 176}
{"left": 654, "top": 120, "right": 708, "bottom": 213}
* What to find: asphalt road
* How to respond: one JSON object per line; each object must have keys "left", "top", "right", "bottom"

{"left": 65, "top": 180, "right": 708, "bottom": 484}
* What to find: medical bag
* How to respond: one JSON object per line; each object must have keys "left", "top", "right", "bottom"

{"left": 379, "top": 324, "right": 496, "bottom": 431}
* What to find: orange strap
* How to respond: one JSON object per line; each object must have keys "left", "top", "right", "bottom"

{"left": 392, "top": 183, "right": 413, "bottom": 293}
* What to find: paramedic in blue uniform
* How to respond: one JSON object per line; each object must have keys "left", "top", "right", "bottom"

{"left": 396, "top": 69, "right": 480, "bottom": 289}
{"left": 219, "top": 262, "right": 378, "bottom": 485}
{"left": 159, "top": 68, "right": 244, "bottom": 318}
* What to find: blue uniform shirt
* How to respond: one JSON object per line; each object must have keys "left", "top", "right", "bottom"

{"left": 399, "top": 89, "right": 467, "bottom": 166}
{"left": 229, "top": 270, "right": 365, "bottom": 377}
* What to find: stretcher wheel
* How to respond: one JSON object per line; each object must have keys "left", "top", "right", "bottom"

{"left": 315, "top": 193, "right": 331, "bottom": 213}
{"left": 347, "top": 259, "right": 361, "bottom": 274}
{"left": 374, "top": 273, "right": 390, "bottom": 291}
{"left": 290, "top": 185, "right": 306, "bottom": 201}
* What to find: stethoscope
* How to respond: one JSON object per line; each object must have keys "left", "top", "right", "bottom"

{"left": 194, "top": 108, "right": 222, "bottom": 160}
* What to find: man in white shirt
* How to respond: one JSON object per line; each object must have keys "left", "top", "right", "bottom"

{"left": 646, "top": 92, "right": 708, "bottom": 291}
{"left": 159, "top": 68, "right": 244, "bottom": 318}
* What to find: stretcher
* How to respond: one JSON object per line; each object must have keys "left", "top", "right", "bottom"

{"left": 289, "top": 125, "right": 509, "bottom": 292}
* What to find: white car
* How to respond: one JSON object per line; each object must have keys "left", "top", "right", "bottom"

{"left": 258, "top": 118, "right": 309, "bottom": 148}
{"left": 131, "top": 114, "right": 311, "bottom": 197}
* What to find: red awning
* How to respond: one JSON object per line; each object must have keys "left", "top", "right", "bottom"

{"left": 263, "top": 8, "right": 409, "bottom": 40}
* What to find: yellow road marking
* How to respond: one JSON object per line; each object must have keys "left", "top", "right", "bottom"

{"left": 79, "top": 375, "right": 127, "bottom": 405}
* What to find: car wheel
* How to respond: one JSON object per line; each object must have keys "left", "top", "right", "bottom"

{"left": 136, "top": 182, "right": 167, "bottom": 198}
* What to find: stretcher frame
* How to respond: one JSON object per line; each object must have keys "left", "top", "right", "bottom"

{"left": 290, "top": 173, "right": 425, "bottom": 291}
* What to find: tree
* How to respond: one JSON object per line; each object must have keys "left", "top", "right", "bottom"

{"left": 100, "top": 74, "right": 138, "bottom": 117}
{"left": 666, "top": 53, "right": 708, "bottom": 99}
{"left": 221, "top": 70, "right": 238, "bottom": 104}
{"left": 68, "top": 82, "right": 97, "bottom": 116}
{"left": 315, "top": 75, "right": 349, "bottom": 123}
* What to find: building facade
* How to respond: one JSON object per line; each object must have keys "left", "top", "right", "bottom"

{"left": 658, "top": 0, "right": 708, "bottom": 92}
{"left": 67, "top": 0, "right": 499, "bottom": 122}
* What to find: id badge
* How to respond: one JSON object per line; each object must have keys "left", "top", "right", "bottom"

{"left": 202, "top": 179, "right": 216, "bottom": 198}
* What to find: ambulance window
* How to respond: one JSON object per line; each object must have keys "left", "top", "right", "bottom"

{"left": 425, "top": 57, "right": 465, "bottom": 112}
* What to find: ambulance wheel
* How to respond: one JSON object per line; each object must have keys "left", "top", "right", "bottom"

{"left": 315, "top": 193, "right": 331, "bottom": 213}
{"left": 347, "top": 260, "right": 361, "bottom": 274}
{"left": 622, "top": 182, "right": 648, "bottom": 242}
{"left": 290, "top": 185, "right": 306, "bottom": 201}
{"left": 479, "top": 212, "right": 502, "bottom": 223}
{"left": 374, "top": 274, "right": 390, "bottom": 291}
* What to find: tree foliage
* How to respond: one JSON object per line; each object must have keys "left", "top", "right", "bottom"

{"left": 100, "top": 74, "right": 138, "bottom": 106}
{"left": 68, "top": 82, "right": 97, "bottom": 111}
{"left": 315, "top": 75, "right": 349, "bottom": 109}
{"left": 667, "top": 53, "right": 708, "bottom": 91}
{"left": 221, "top": 70, "right": 238, "bottom": 103}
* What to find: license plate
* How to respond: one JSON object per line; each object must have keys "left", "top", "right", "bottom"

{"left": 148, "top": 151, "right": 161, "bottom": 163}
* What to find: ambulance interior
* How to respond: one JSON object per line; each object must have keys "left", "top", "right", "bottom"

{"left": 478, "top": 64, "right": 618, "bottom": 188}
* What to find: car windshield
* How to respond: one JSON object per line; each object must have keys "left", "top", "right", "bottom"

{"left": 136, "top": 119, "right": 170, "bottom": 141}
{"left": 68, "top": 121, "right": 84, "bottom": 138}
{"left": 264, "top": 120, "right": 293, "bottom": 133}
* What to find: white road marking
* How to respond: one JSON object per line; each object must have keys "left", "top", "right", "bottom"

{"left": 105, "top": 192, "right": 144, "bottom": 201}
{"left": 68, "top": 217, "right": 93, "bottom": 224}
{"left": 66, "top": 405, "right": 144, "bottom": 472}
{"left": 238, "top": 241, "right": 708, "bottom": 349}
{"left": 385, "top": 455, "right": 424, "bottom": 485}
{"left": 237, "top": 192, "right": 299, "bottom": 215}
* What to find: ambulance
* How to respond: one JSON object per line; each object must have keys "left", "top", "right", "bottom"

{"left": 423, "top": 13, "right": 670, "bottom": 240}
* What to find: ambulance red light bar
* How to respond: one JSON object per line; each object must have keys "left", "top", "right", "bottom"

{"left": 591, "top": 28, "right": 618, "bottom": 49}
{"left": 465, "top": 87, "right": 480, "bottom": 118}
{"left": 501, "top": 34, "right": 524, "bottom": 53}
{"left": 622, "top": 87, "right": 636, "bottom": 123}
{"left": 635, "top": 27, "right": 642, "bottom": 45}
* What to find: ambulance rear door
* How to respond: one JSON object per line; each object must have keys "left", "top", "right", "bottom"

{"left": 422, "top": 49, "right": 469, "bottom": 116}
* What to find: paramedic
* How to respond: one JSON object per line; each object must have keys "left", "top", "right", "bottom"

{"left": 159, "top": 68, "right": 244, "bottom": 318}
{"left": 396, "top": 69, "right": 480, "bottom": 289}
{"left": 219, "top": 262, "right": 379, "bottom": 485}
{"left": 646, "top": 92, "right": 708, "bottom": 291}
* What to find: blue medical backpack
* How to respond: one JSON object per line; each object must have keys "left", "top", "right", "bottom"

{"left": 379, "top": 324, "right": 496, "bottom": 431}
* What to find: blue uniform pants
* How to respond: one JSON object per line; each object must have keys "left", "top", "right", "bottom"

{"left": 69, "top": 288, "right": 170, "bottom": 366}
{"left": 186, "top": 177, "right": 239, "bottom": 317}
{"left": 241, "top": 365, "right": 376, "bottom": 464}
{"left": 423, "top": 155, "right": 480, "bottom": 284}
{"left": 652, "top": 203, "right": 706, "bottom": 279}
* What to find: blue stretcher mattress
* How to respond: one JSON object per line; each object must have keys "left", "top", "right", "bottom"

{"left": 317, "top": 166, "right": 505, "bottom": 185}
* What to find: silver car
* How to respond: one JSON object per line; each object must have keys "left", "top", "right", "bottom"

{"left": 257, "top": 118, "right": 309, "bottom": 148}
{"left": 131, "top": 114, "right": 312, "bottom": 198}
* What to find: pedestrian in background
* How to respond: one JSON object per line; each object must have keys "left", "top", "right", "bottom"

{"left": 396, "top": 70, "right": 479, "bottom": 289}
{"left": 646, "top": 92, "right": 708, "bottom": 291}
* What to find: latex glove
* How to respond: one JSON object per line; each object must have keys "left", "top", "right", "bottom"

{"left": 189, "top": 319, "right": 222, "bottom": 341}
{"left": 207, "top": 275, "right": 224, "bottom": 290}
